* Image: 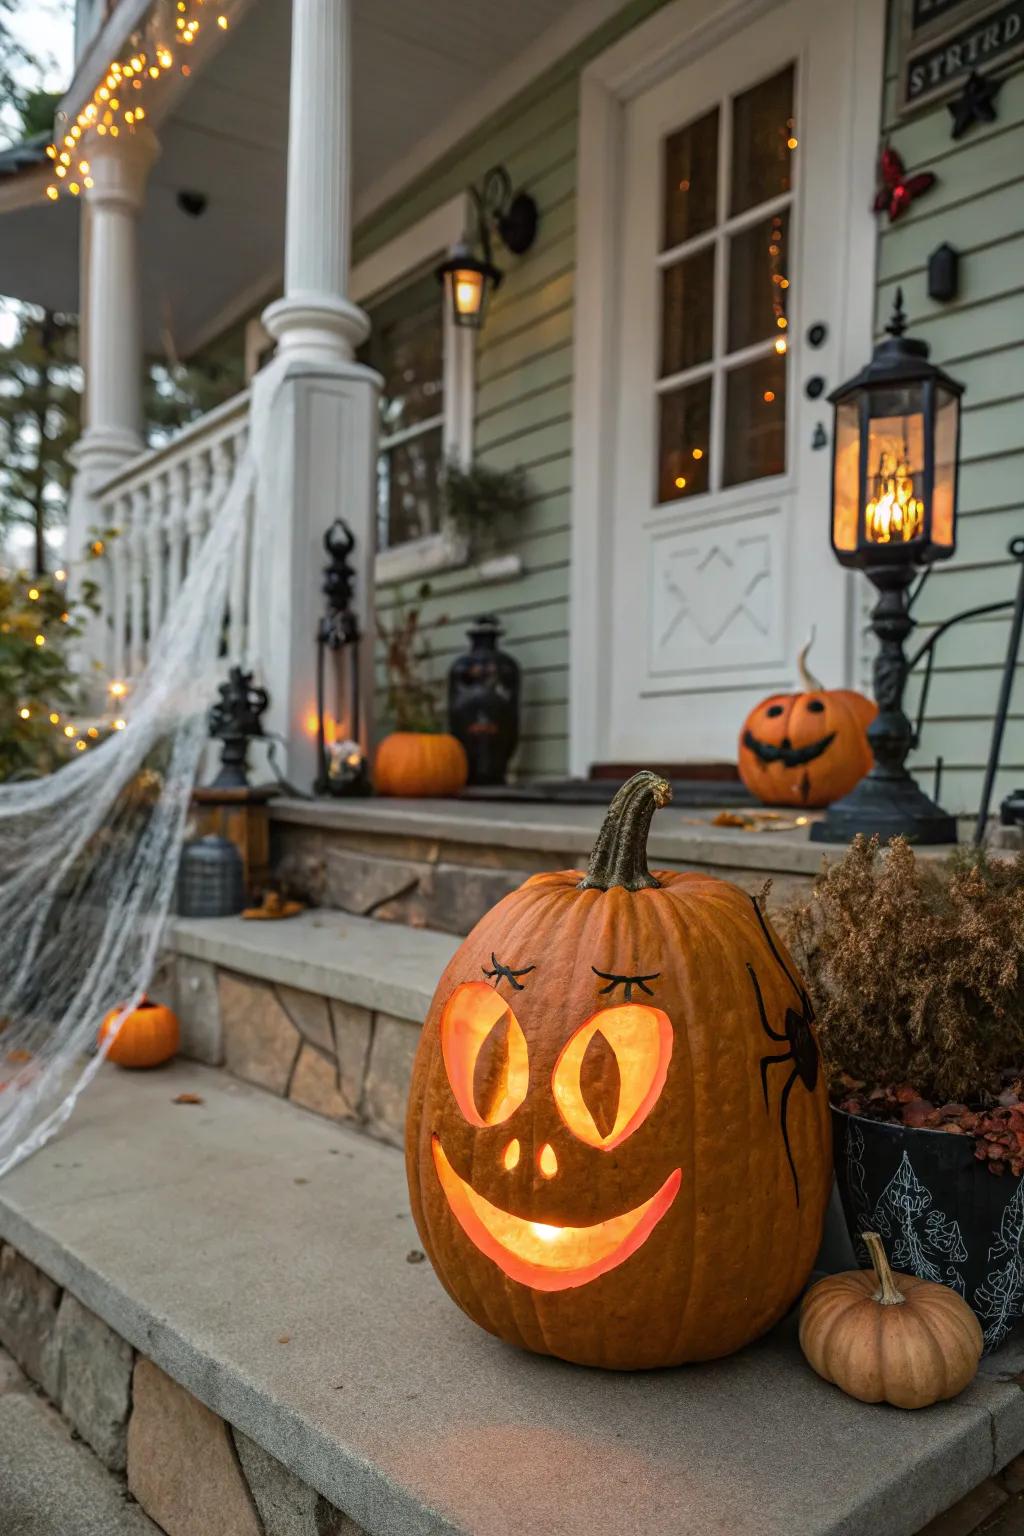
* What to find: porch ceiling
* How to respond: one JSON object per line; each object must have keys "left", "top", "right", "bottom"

{"left": 0, "top": 0, "right": 589, "bottom": 357}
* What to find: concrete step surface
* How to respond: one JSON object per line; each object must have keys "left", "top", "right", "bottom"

{"left": 0, "top": 1350, "right": 159, "bottom": 1536}
{"left": 2, "top": 1062, "right": 1024, "bottom": 1536}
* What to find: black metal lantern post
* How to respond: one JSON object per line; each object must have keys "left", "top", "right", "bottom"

{"left": 436, "top": 166, "right": 539, "bottom": 330}
{"left": 314, "top": 518, "right": 370, "bottom": 797}
{"left": 812, "top": 290, "right": 964, "bottom": 845}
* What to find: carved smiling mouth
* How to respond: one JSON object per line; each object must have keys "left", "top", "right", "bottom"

{"left": 743, "top": 729, "right": 836, "bottom": 769}
{"left": 431, "top": 1136, "right": 681, "bottom": 1292}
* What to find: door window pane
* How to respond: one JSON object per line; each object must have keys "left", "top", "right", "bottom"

{"left": 377, "top": 427, "right": 444, "bottom": 550}
{"left": 658, "top": 377, "right": 712, "bottom": 504}
{"left": 722, "top": 354, "right": 787, "bottom": 487}
{"left": 730, "top": 65, "right": 795, "bottom": 217}
{"left": 662, "top": 107, "right": 719, "bottom": 249}
{"left": 727, "top": 209, "right": 790, "bottom": 352}
{"left": 660, "top": 245, "right": 715, "bottom": 377}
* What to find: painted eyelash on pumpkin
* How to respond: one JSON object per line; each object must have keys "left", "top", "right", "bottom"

{"left": 482, "top": 954, "right": 535, "bottom": 990}
{"left": 591, "top": 967, "right": 660, "bottom": 1002}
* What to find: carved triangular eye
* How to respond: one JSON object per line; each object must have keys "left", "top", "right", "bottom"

{"left": 474, "top": 1011, "right": 515, "bottom": 1125}
{"left": 580, "top": 1028, "right": 620, "bottom": 1140}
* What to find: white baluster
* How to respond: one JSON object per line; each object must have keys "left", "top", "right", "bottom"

{"left": 109, "top": 492, "right": 130, "bottom": 682}
{"left": 166, "top": 460, "right": 188, "bottom": 609}
{"left": 127, "top": 485, "right": 148, "bottom": 676}
{"left": 228, "top": 426, "right": 249, "bottom": 663}
{"left": 146, "top": 471, "right": 168, "bottom": 645}
{"left": 185, "top": 447, "right": 210, "bottom": 572}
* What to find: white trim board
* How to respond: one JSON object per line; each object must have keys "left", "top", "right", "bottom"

{"left": 567, "top": 0, "right": 888, "bottom": 775}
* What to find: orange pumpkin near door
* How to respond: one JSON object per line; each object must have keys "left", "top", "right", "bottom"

{"left": 98, "top": 996, "right": 179, "bottom": 1068}
{"left": 375, "top": 731, "right": 468, "bottom": 797}
{"left": 738, "top": 637, "right": 876, "bottom": 808}
{"left": 405, "top": 771, "right": 832, "bottom": 1369}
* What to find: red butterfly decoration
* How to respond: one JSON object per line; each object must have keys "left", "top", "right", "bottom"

{"left": 873, "top": 144, "right": 936, "bottom": 222}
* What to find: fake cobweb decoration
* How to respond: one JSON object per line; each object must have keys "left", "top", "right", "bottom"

{"left": 0, "top": 448, "right": 256, "bottom": 1179}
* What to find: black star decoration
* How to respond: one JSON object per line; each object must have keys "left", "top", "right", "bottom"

{"left": 948, "top": 71, "right": 1002, "bottom": 139}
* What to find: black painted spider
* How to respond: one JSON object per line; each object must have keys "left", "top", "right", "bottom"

{"left": 747, "top": 898, "right": 819, "bottom": 1205}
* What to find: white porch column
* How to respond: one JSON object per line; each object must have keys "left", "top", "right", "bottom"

{"left": 68, "top": 127, "right": 158, "bottom": 674}
{"left": 252, "top": 0, "right": 379, "bottom": 788}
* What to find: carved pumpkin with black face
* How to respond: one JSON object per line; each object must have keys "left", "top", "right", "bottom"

{"left": 738, "top": 641, "right": 876, "bottom": 808}
{"left": 406, "top": 772, "right": 831, "bottom": 1370}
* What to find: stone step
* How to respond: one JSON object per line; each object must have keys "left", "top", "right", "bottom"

{"left": 267, "top": 794, "right": 842, "bottom": 937}
{"left": 164, "top": 908, "right": 458, "bottom": 1145}
{"left": 2, "top": 1061, "right": 1024, "bottom": 1536}
{"left": 0, "top": 1350, "right": 160, "bottom": 1536}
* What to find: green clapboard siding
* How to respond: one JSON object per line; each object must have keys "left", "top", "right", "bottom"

{"left": 355, "top": 0, "right": 669, "bottom": 778}
{"left": 874, "top": 7, "right": 1024, "bottom": 816}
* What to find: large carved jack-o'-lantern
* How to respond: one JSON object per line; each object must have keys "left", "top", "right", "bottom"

{"left": 406, "top": 771, "right": 831, "bottom": 1369}
{"left": 738, "top": 637, "right": 877, "bottom": 809}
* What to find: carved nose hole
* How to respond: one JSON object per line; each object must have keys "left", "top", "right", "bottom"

{"left": 781, "top": 737, "right": 792, "bottom": 749}
{"left": 538, "top": 1143, "right": 558, "bottom": 1178}
{"left": 502, "top": 1138, "right": 520, "bottom": 1171}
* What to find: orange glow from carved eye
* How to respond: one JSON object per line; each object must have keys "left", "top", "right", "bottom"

{"left": 552, "top": 1005, "right": 672, "bottom": 1149}
{"left": 503, "top": 1138, "right": 520, "bottom": 1171}
{"left": 441, "top": 981, "right": 530, "bottom": 1128}
{"left": 432, "top": 1136, "right": 681, "bottom": 1291}
{"left": 538, "top": 1143, "right": 558, "bottom": 1178}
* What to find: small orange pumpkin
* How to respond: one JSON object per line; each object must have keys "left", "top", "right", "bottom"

{"left": 738, "top": 635, "right": 876, "bottom": 808}
{"left": 799, "top": 1231, "right": 982, "bottom": 1409}
{"left": 98, "top": 995, "right": 180, "bottom": 1069}
{"left": 375, "top": 731, "right": 468, "bottom": 798}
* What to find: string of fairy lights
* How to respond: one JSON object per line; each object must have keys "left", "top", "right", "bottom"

{"left": 43, "top": 0, "right": 230, "bottom": 202}
{"left": 10, "top": 572, "right": 128, "bottom": 753}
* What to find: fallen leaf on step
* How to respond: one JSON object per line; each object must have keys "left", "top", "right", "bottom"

{"left": 172, "top": 1093, "right": 204, "bottom": 1105}
{"left": 406, "top": 1249, "right": 426, "bottom": 1265}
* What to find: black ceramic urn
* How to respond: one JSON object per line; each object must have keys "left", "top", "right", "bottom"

{"left": 448, "top": 615, "right": 520, "bottom": 785}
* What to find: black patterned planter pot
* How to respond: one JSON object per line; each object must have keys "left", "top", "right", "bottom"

{"left": 832, "top": 1106, "right": 1024, "bottom": 1352}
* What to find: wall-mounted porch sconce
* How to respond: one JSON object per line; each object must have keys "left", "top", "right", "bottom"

{"left": 436, "top": 165, "right": 539, "bottom": 330}
{"left": 811, "top": 289, "right": 964, "bottom": 846}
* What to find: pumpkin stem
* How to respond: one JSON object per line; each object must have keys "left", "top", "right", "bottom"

{"left": 862, "top": 1231, "right": 905, "bottom": 1306}
{"left": 797, "top": 627, "right": 825, "bottom": 692}
{"left": 578, "top": 771, "right": 672, "bottom": 892}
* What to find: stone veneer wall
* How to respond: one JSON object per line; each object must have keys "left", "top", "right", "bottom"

{"left": 0, "top": 1242, "right": 363, "bottom": 1536}
{"left": 170, "top": 959, "right": 419, "bottom": 1148}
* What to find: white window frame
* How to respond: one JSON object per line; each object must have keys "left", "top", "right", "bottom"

{"left": 350, "top": 194, "right": 475, "bottom": 586}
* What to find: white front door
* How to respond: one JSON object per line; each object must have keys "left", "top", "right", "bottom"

{"left": 598, "top": 0, "right": 878, "bottom": 765}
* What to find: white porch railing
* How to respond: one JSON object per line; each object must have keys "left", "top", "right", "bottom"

{"left": 88, "top": 390, "right": 254, "bottom": 685}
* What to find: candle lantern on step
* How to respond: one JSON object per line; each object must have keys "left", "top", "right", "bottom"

{"left": 448, "top": 615, "right": 520, "bottom": 785}
{"left": 314, "top": 518, "right": 370, "bottom": 797}
{"left": 812, "top": 289, "right": 964, "bottom": 845}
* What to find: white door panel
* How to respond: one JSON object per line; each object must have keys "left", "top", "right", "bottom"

{"left": 603, "top": 0, "right": 863, "bottom": 764}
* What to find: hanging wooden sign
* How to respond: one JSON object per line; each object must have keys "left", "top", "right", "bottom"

{"left": 899, "top": 0, "right": 1024, "bottom": 113}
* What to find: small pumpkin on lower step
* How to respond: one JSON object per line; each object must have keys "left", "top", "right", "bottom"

{"left": 799, "top": 1231, "right": 982, "bottom": 1409}
{"left": 98, "top": 995, "right": 179, "bottom": 1069}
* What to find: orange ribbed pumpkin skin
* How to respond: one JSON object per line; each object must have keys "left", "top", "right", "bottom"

{"left": 98, "top": 998, "right": 180, "bottom": 1068}
{"left": 406, "top": 867, "right": 832, "bottom": 1370}
{"left": 738, "top": 688, "right": 877, "bottom": 808}
{"left": 375, "top": 732, "right": 468, "bottom": 797}
{"left": 800, "top": 1264, "right": 982, "bottom": 1409}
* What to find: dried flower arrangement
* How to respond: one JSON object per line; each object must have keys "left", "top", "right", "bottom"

{"left": 376, "top": 582, "right": 446, "bottom": 734}
{"left": 775, "top": 836, "right": 1024, "bottom": 1174}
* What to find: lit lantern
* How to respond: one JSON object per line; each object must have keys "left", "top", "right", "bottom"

{"left": 813, "top": 290, "right": 964, "bottom": 846}
{"left": 406, "top": 771, "right": 832, "bottom": 1369}
{"left": 830, "top": 289, "right": 962, "bottom": 571}
{"left": 436, "top": 165, "right": 539, "bottom": 332}
{"left": 436, "top": 243, "right": 502, "bottom": 330}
